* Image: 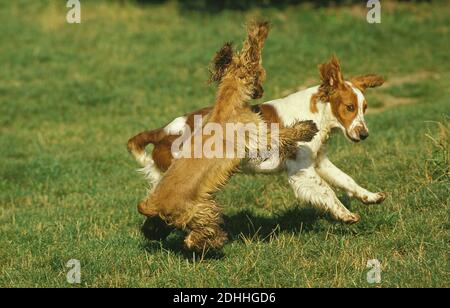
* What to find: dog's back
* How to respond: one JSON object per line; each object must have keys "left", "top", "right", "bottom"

{"left": 127, "top": 102, "right": 291, "bottom": 172}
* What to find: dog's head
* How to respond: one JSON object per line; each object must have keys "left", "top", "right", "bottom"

{"left": 315, "top": 55, "right": 384, "bottom": 142}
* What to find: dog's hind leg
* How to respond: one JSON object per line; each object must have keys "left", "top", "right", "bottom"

{"left": 138, "top": 194, "right": 227, "bottom": 251}
{"left": 184, "top": 200, "right": 228, "bottom": 251}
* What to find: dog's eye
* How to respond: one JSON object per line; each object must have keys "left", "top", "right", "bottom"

{"left": 346, "top": 105, "right": 355, "bottom": 112}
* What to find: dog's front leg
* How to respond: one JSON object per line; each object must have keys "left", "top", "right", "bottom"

{"left": 316, "top": 155, "right": 386, "bottom": 205}
{"left": 287, "top": 159, "right": 360, "bottom": 224}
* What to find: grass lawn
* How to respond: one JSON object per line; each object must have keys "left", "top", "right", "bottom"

{"left": 0, "top": 0, "right": 448, "bottom": 288}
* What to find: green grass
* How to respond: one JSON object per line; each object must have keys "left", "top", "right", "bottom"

{"left": 0, "top": 1, "right": 449, "bottom": 288}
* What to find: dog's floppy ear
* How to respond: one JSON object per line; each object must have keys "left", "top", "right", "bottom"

{"left": 240, "top": 20, "right": 271, "bottom": 66}
{"left": 319, "top": 54, "right": 345, "bottom": 93}
{"left": 248, "top": 20, "right": 271, "bottom": 53}
{"left": 209, "top": 42, "right": 234, "bottom": 84}
{"left": 351, "top": 74, "right": 385, "bottom": 91}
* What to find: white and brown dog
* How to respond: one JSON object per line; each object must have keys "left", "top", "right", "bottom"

{"left": 128, "top": 55, "right": 386, "bottom": 224}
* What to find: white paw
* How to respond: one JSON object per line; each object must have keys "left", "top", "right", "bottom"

{"left": 361, "top": 192, "right": 387, "bottom": 205}
{"left": 341, "top": 212, "right": 361, "bottom": 224}
{"left": 331, "top": 211, "right": 360, "bottom": 224}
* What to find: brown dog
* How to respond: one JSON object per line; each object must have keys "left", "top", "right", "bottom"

{"left": 135, "top": 22, "right": 318, "bottom": 251}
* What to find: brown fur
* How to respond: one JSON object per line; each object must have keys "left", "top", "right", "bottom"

{"left": 128, "top": 56, "right": 384, "bottom": 173}
{"left": 151, "top": 135, "right": 179, "bottom": 172}
{"left": 129, "top": 103, "right": 303, "bottom": 172}
{"left": 259, "top": 104, "right": 282, "bottom": 125}
{"left": 351, "top": 74, "right": 385, "bottom": 92}
{"left": 208, "top": 42, "right": 234, "bottom": 84}
{"left": 310, "top": 55, "right": 384, "bottom": 134}
{"left": 127, "top": 128, "right": 166, "bottom": 159}
{"left": 136, "top": 22, "right": 317, "bottom": 252}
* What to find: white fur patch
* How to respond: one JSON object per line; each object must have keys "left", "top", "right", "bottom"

{"left": 347, "top": 84, "right": 368, "bottom": 139}
{"left": 164, "top": 116, "right": 187, "bottom": 135}
{"left": 257, "top": 154, "right": 281, "bottom": 171}
{"left": 136, "top": 152, "right": 153, "bottom": 167}
{"left": 138, "top": 161, "right": 163, "bottom": 188}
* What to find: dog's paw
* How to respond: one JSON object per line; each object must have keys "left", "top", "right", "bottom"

{"left": 331, "top": 211, "right": 360, "bottom": 224}
{"left": 185, "top": 229, "right": 228, "bottom": 252}
{"left": 361, "top": 192, "right": 386, "bottom": 205}
{"left": 341, "top": 212, "right": 361, "bottom": 224}
{"left": 184, "top": 233, "right": 196, "bottom": 250}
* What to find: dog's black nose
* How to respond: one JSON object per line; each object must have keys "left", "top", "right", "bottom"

{"left": 359, "top": 131, "right": 369, "bottom": 140}
{"left": 252, "top": 85, "right": 264, "bottom": 99}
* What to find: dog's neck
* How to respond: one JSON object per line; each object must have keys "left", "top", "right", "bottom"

{"left": 268, "top": 85, "right": 343, "bottom": 149}
{"left": 209, "top": 75, "right": 252, "bottom": 122}
{"left": 312, "top": 97, "right": 341, "bottom": 133}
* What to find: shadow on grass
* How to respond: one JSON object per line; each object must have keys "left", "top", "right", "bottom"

{"left": 141, "top": 206, "right": 323, "bottom": 259}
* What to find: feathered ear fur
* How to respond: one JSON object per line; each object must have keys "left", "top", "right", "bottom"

{"left": 237, "top": 21, "right": 270, "bottom": 99}
{"left": 248, "top": 20, "right": 271, "bottom": 52}
{"left": 208, "top": 42, "right": 234, "bottom": 84}
{"left": 240, "top": 20, "right": 271, "bottom": 66}
{"left": 310, "top": 55, "right": 345, "bottom": 113}
{"left": 319, "top": 54, "right": 345, "bottom": 93}
{"left": 351, "top": 74, "right": 385, "bottom": 91}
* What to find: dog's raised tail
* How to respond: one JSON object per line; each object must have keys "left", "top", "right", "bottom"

{"left": 127, "top": 128, "right": 166, "bottom": 166}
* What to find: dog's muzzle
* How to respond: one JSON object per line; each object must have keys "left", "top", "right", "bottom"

{"left": 348, "top": 123, "right": 369, "bottom": 143}
{"left": 252, "top": 85, "right": 264, "bottom": 99}
{"left": 359, "top": 130, "right": 369, "bottom": 140}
